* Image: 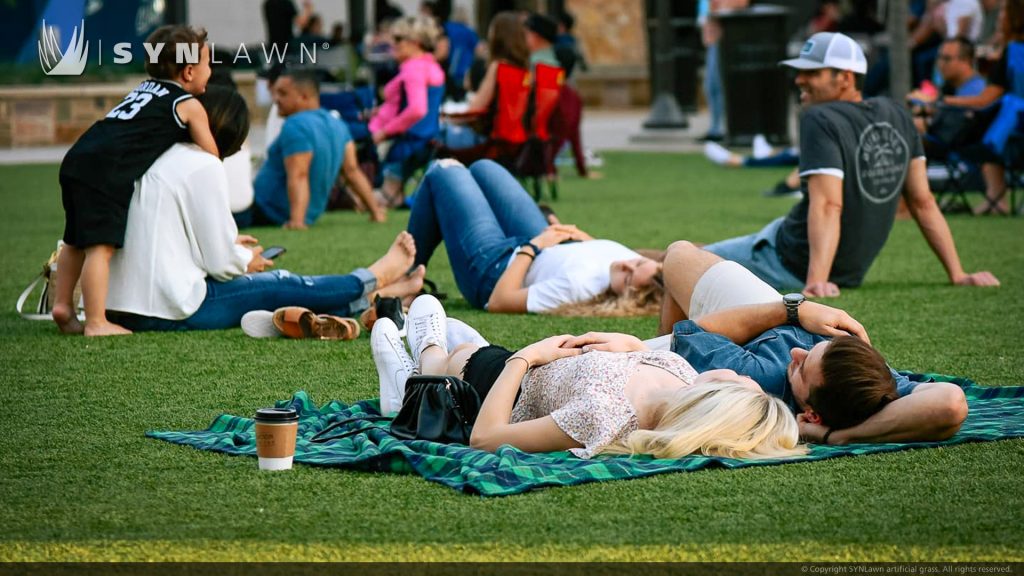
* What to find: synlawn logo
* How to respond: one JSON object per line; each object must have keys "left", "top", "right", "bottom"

{"left": 38, "top": 20, "right": 89, "bottom": 76}
{"left": 36, "top": 20, "right": 320, "bottom": 77}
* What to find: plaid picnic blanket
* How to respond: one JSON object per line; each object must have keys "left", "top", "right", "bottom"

{"left": 147, "top": 374, "right": 1024, "bottom": 496}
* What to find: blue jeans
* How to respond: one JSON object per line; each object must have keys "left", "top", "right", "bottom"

{"left": 107, "top": 268, "right": 377, "bottom": 331}
{"left": 704, "top": 42, "right": 724, "bottom": 137}
{"left": 743, "top": 148, "right": 800, "bottom": 167}
{"left": 703, "top": 217, "right": 804, "bottom": 291}
{"left": 407, "top": 159, "right": 548, "bottom": 309}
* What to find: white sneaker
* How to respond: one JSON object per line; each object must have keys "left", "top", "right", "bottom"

{"left": 405, "top": 294, "right": 448, "bottom": 366}
{"left": 371, "top": 318, "right": 416, "bottom": 414}
{"left": 752, "top": 134, "right": 773, "bottom": 160}
{"left": 241, "top": 310, "right": 280, "bottom": 338}
{"left": 446, "top": 318, "right": 489, "bottom": 351}
{"left": 703, "top": 141, "right": 733, "bottom": 166}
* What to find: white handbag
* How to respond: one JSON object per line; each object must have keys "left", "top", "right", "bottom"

{"left": 16, "top": 242, "right": 83, "bottom": 321}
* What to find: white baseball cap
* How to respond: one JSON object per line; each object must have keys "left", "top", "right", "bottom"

{"left": 780, "top": 32, "right": 868, "bottom": 75}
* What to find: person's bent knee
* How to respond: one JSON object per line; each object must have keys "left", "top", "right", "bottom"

{"left": 434, "top": 158, "right": 464, "bottom": 169}
{"left": 468, "top": 158, "right": 502, "bottom": 178}
{"left": 666, "top": 240, "right": 699, "bottom": 259}
{"left": 944, "top": 385, "right": 969, "bottom": 430}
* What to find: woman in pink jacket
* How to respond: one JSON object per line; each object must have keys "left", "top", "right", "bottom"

{"left": 369, "top": 16, "right": 446, "bottom": 208}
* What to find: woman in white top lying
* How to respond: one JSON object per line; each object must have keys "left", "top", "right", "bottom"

{"left": 105, "top": 86, "right": 423, "bottom": 332}
{"left": 406, "top": 158, "right": 663, "bottom": 315}
{"left": 371, "top": 295, "right": 806, "bottom": 460}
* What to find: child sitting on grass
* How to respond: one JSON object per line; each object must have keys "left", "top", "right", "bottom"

{"left": 53, "top": 25, "right": 219, "bottom": 336}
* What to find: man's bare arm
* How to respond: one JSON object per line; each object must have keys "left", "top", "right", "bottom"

{"left": 903, "top": 158, "right": 999, "bottom": 286}
{"left": 804, "top": 173, "right": 844, "bottom": 297}
{"left": 804, "top": 382, "right": 968, "bottom": 444}
{"left": 283, "top": 151, "right": 313, "bottom": 230}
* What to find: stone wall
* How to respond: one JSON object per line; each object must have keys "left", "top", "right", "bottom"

{"left": 567, "top": 0, "right": 648, "bottom": 67}
{"left": 0, "top": 74, "right": 259, "bottom": 148}
{"left": 566, "top": 0, "right": 651, "bottom": 107}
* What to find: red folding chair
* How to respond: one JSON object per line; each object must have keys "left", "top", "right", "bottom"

{"left": 518, "top": 63, "right": 564, "bottom": 200}
{"left": 439, "top": 62, "right": 531, "bottom": 167}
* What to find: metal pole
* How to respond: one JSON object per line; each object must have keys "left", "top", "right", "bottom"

{"left": 643, "top": 0, "right": 688, "bottom": 129}
{"left": 887, "top": 0, "right": 910, "bottom": 99}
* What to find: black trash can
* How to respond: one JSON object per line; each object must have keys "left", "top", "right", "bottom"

{"left": 645, "top": 0, "right": 701, "bottom": 113}
{"left": 717, "top": 4, "right": 791, "bottom": 146}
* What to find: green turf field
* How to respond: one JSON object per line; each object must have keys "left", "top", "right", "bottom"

{"left": 1, "top": 153, "right": 1022, "bottom": 561}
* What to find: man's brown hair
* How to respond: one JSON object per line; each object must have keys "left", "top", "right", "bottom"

{"left": 810, "top": 336, "right": 897, "bottom": 429}
{"left": 144, "top": 25, "right": 208, "bottom": 80}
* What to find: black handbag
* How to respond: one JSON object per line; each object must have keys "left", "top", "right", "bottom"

{"left": 310, "top": 375, "right": 482, "bottom": 445}
{"left": 391, "top": 375, "right": 481, "bottom": 444}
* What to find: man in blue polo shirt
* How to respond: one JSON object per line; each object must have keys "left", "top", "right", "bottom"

{"left": 237, "top": 68, "right": 383, "bottom": 229}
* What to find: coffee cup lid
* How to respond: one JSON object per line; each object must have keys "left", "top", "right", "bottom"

{"left": 255, "top": 407, "right": 299, "bottom": 422}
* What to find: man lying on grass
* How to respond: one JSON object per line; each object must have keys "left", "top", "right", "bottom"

{"left": 574, "top": 241, "right": 968, "bottom": 446}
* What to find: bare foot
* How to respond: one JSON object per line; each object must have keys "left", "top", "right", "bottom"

{"left": 53, "top": 303, "right": 84, "bottom": 335}
{"left": 368, "top": 231, "right": 416, "bottom": 287}
{"left": 378, "top": 264, "right": 426, "bottom": 300}
{"left": 84, "top": 321, "right": 132, "bottom": 337}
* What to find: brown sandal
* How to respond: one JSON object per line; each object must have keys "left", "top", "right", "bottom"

{"left": 272, "top": 307, "right": 361, "bottom": 340}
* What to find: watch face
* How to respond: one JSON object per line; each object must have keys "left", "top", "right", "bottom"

{"left": 784, "top": 293, "right": 804, "bottom": 306}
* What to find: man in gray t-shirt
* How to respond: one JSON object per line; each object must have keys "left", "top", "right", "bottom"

{"left": 700, "top": 32, "right": 998, "bottom": 297}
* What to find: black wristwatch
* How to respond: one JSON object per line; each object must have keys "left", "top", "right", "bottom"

{"left": 783, "top": 293, "right": 805, "bottom": 326}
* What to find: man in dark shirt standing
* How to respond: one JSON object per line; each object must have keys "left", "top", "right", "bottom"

{"left": 264, "top": 0, "right": 314, "bottom": 54}
{"left": 697, "top": 32, "right": 999, "bottom": 297}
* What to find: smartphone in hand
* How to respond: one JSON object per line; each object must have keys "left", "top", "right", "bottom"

{"left": 262, "top": 246, "right": 287, "bottom": 260}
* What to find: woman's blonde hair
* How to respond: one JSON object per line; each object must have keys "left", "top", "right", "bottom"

{"left": 600, "top": 381, "right": 807, "bottom": 460}
{"left": 391, "top": 16, "right": 442, "bottom": 51}
{"left": 547, "top": 270, "right": 664, "bottom": 317}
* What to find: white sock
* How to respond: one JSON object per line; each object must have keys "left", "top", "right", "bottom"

{"left": 752, "top": 134, "right": 773, "bottom": 159}
{"left": 703, "top": 142, "right": 733, "bottom": 166}
{"left": 446, "top": 318, "right": 489, "bottom": 351}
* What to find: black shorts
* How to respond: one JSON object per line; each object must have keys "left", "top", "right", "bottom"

{"left": 462, "top": 345, "right": 521, "bottom": 404}
{"left": 60, "top": 172, "right": 132, "bottom": 248}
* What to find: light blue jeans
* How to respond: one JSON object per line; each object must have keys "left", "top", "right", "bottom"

{"left": 407, "top": 160, "right": 549, "bottom": 309}
{"left": 107, "top": 268, "right": 377, "bottom": 331}
{"left": 703, "top": 217, "right": 804, "bottom": 291}
{"left": 704, "top": 42, "right": 725, "bottom": 137}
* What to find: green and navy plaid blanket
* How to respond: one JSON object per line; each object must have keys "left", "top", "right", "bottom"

{"left": 147, "top": 374, "right": 1024, "bottom": 496}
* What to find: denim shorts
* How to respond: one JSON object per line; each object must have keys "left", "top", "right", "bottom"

{"left": 703, "top": 217, "right": 804, "bottom": 292}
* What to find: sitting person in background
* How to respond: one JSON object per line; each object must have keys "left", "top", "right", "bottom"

{"left": 440, "top": 12, "right": 530, "bottom": 151}
{"left": 943, "top": 0, "right": 1023, "bottom": 214}
{"left": 523, "top": 12, "right": 560, "bottom": 72}
{"left": 370, "top": 294, "right": 806, "bottom": 459}
{"left": 107, "top": 87, "right": 422, "bottom": 332}
{"left": 554, "top": 11, "right": 588, "bottom": 79}
{"left": 295, "top": 13, "right": 330, "bottom": 48}
{"left": 407, "top": 159, "right": 663, "bottom": 315}
{"left": 368, "top": 15, "right": 445, "bottom": 208}
{"left": 908, "top": 36, "right": 987, "bottom": 135}
{"left": 238, "top": 67, "right": 384, "bottom": 228}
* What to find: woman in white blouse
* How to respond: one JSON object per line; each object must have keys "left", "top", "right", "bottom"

{"left": 371, "top": 295, "right": 806, "bottom": 460}
{"left": 406, "top": 159, "right": 663, "bottom": 316}
{"left": 105, "top": 86, "right": 423, "bottom": 332}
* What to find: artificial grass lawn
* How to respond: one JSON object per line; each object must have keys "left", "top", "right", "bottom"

{"left": 1, "top": 153, "right": 1022, "bottom": 562}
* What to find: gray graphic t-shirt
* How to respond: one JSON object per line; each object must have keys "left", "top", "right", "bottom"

{"left": 776, "top": 97, "right": 924, "bottom": 287}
